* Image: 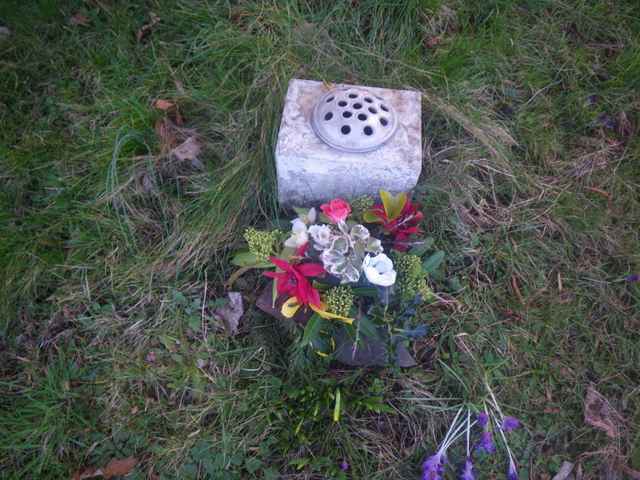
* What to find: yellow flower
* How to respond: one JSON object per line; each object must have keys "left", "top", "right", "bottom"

{"left": 281, "top": 297, "right": 353, "bottom": 324}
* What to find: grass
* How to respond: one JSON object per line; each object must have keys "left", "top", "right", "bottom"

{"left": 1, "top": 0, "right": 640, "bottom": 478}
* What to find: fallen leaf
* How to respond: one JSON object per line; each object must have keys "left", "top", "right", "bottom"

{"left": 171, "top": 136, "right": 201, "bottom": 162}
{"left": 71, "top": 457, "right": 137, "bottom": 480}
{"left": 153, "top": 99, "right": 175, "bottom": 111}
{"left": 70, "top": 13, "right": 90, "bottom": 26}
{"left": 103, "top": 457, "right": 137, "bottom": 479}
{"left": 511, "top": 275, "right": 524, "bottom": 304}
{"left": 584, "top": 384, "right": 623, "bottom": 438}
{"left": 155, "top": 118, "right": 178, "bottom": 154}
{"left": 424, "top": 35, "right": 442, "bottom": 48}
{"left": 213, "top": 292, "right": 243, "bottom": 335}
{"left": 136, "top": 12, "right": 160, "bottom": 42}
{"left": 552, "top": 461, "right": 574, "bottom": 480}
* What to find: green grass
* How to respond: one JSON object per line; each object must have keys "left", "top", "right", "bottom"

{"left": 1, "top": 0, "right": 640, "bottom": 478}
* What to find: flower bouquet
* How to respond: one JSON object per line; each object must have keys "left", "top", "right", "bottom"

{"left": 230, "top": 191, "right": 441, "bottom": 367}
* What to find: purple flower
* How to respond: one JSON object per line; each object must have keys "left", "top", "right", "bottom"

{"left": 476, "top": 412, "right": 489, "bottom": 428}
{"left": 422, "top": 452, "right": 446, "bottom": 480}
{"left": 507, "top": 459, "right": 519, "bottom": 480}
{"left": 475, "top": 430, "right": 496, "bottom": 454}
{"left": 460, "top": 457, "right": 475, "bottom": 480}
{"left": 502, "top": 416, "right": 520, "bottom": 433}
{"left": 626, "top": 274, "right": 640, "bottom": 283}
{"left": 339, "top": 460, "right": 349, "bottom": 471}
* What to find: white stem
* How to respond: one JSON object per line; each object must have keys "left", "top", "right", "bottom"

{"left": 444, "top": 420, "right": 478, "bottom": 451}
{"left": 440, "top": 406, "right": 463, "bottom": 445}
{"left": 484, "top": 379, "right": 505, "bottom": 420}
{"left": 490, "top": 410, "right": 514, "bottom": 463}
{"left": 466, "top": 410, "right": 470, "bottom": 457}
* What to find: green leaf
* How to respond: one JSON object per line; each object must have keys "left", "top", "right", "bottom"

{"left": 423, "top": 250, "right": 445, "bottom": 273}
{"left": 362, "top": 210, "right": 382, "bottom": 223}
{"left": 188, "top": 315, "right": 201, "bottom": 331}
{"left": 231, "top": 251, "right": 272, "bottom": 268}
{"left": 357, "top": 315, "right": 380, "bottom": 340}
{"left": 245, "top": 457, "right": 262, "bottom": 474}
{"left": 301, "top": 314, "right": 324, "bottom": 347}
{"left": 352, "top": 286, "right": 378, "bottom": 298}
{"left": 380, "top": 190, "right": 407, "bottom": 220}
{"left": 333, "top": 387, "right": 342, "bottom": 422}
{"left": 264, "top": 468, "right": 280, "bottom": 480}
{"left": 318, "top": 213, "right": 332, "bottom": 223}
{"left": 409, "top": 237, "right": 434, "bottom": 256}
{"left": 292, "top": 206, "right": 308, "bottom": 218}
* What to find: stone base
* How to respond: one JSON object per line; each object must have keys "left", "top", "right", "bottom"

{"left": 275, "top": 79, "right": 422, "bottom": 207}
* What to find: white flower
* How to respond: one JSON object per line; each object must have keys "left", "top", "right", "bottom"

{"left": 303, "top": 207, "right": 317, "bottom": 225}
{"left": 363, "top": 253, "right": 396, "bottom": 287}
{"left": 284, "top": 218, "right": 308, "bottom": 248}
{"left": 293, "top": 207, "right": 316, "bottom": 225}
{"left": 308, "top": 224, "right": 334, "bottom": 249}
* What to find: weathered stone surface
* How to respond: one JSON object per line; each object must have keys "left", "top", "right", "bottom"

{"left": 276, "top": 79, "right": 422, "bottom": 207}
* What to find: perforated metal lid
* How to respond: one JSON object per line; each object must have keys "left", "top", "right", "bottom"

{"left": 310, "top": 87, "right": 398, "bottom": 153}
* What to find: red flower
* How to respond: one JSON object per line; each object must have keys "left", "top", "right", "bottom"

{"left": 295, "top": 242, "right": 309, "bottom": 257}
{"left": 370, "top": 199, "right": 423, "bottom": 251}
{"left": 263, "top": 257, "right": 324, "bottom": 307}
{"left": 320, "top": 198, "right": 351, "bottom": 223}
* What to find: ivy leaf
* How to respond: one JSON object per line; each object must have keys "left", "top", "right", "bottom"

{"left": 423, "top": 250, "right": 445, "bottom": 273}
{"left": 409, "top": 237, "right": 434, "bottom": 257}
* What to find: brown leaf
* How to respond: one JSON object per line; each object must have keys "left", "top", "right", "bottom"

{"left": 71, "top": 466, "right": 100, "bottom": 480}
{"left": 171, "top": 136, "right": 201, "bottom": 162}
{"left": 136, "top": 12, "right": 160, "bottom": 42}
{"left": 424, "top": 35, "right": 442, "bottom": 48}
{"left": 153, "top": 99, "right": 175, "bottom": 111}
{"left": 102, "top": 457, "right": 137, "bottom": 479}
{"left": 70, "top": 13, "right": 90, "bottom": 26}
{"left": 213, "top": 292, "right": 244, "bottom": 335}
{"left": 584, "top": 385, "right": 623, "bottom": 438}
{"left": 70, "top": 457, "right": 137, "bottom": 480}
{"left": 154, "top": 118, "right": 178, "bottom": 154}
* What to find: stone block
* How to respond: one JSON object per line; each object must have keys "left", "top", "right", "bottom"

{"left": 275, "top": 79, "right": 422, "bottom": 207}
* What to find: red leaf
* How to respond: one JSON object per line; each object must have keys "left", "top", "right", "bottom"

{"left": 69, "top": 13, "right": 90, "bottom": 26}
{"left": 153, "top": 99, "right": 175, "bottom": 111}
